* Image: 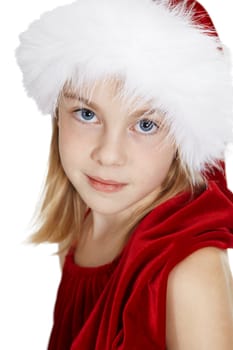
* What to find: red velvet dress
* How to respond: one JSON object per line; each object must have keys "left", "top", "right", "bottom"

{"left": 48, "top": 168, "right": 233, "bottom": 349}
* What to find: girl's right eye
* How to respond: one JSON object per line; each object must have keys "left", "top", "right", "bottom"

{"left": 73, "top": 108, "right": 97, "bottom": 123}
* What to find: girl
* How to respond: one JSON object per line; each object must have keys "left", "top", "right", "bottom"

{"left": 16, "top": 0, "right": 233, "bottom": 349}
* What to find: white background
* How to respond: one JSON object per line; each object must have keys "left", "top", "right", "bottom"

{"left": 0, "top": 1, "right": 233, "bottom": 349}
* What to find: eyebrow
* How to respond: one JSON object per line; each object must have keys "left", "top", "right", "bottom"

{"left": 63, "top": 92, "right": 104, "bottom": 113}
{"left": 63, "top": 91, "right": 160, "bottom": 119}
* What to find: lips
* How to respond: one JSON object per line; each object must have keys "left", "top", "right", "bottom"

{"left": 86, "top": 175, "right": 126, "bottom": 186}
{"left": 85, "top": 174, "right": 127, "bottom": 193}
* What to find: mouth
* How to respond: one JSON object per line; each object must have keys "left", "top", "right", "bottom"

{"left": 85, "top": 174, "right": 127, "bottom": 193}
{"left": 86, "top": 175, "right": 127, "bottom": 186}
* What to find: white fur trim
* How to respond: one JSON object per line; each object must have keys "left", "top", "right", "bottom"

{"left": 15, "top": 0, "right": 233, "bottom": 182}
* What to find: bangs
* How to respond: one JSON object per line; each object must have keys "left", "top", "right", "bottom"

{"left": 59, "top": 76, "right": 171, "bottom": 125}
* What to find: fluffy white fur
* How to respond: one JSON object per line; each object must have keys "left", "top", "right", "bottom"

{"left": 15, "top": 0, "right": 233, "bottom": 182}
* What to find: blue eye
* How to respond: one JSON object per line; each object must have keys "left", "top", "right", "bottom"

{"left": 74, "top": 108, "right": 97, "bottom": 122}
{"left": 135, "top": 119, "right": 159, "bottom": 135}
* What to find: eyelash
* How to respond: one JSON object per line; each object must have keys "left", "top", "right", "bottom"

{"left": 72, "top": 108, "right": 160, "bottom": 136}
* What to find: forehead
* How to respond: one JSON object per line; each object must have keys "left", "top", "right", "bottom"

{"left": 60, "top": 77, "right": 157, "bottom": 114}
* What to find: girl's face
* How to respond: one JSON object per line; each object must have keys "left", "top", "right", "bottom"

{"left": 57, "top": 79, "right": 176, "bottom": 217}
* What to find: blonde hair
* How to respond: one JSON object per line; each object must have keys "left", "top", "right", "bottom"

{"left": 28, "top": 107, "right": 206, "bottom": 253}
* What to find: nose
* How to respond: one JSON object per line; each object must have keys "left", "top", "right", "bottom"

{"left": 91, "top": 130, "right": 127, "bottom": 167}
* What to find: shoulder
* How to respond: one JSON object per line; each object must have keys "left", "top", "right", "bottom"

{"left": 166, "top": 247, "right": 233, "bottom": 350}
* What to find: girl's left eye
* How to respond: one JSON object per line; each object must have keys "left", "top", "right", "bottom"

{"left": 74, "top": 108, "right": 97, "bottom": 122}
{"left": 135, "top": 119, "right": 159, "bottom": 134}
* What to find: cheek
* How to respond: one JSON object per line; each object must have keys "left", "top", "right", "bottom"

{"left": 58, "top": 119, "right": 86, "bottom": 171}
{"left": 135, "top": 143, "right": 175, "bottom": 186}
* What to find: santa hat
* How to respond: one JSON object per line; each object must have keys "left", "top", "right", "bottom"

{"left": 15, "top": 0, "right": 233, "bottom": 183}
